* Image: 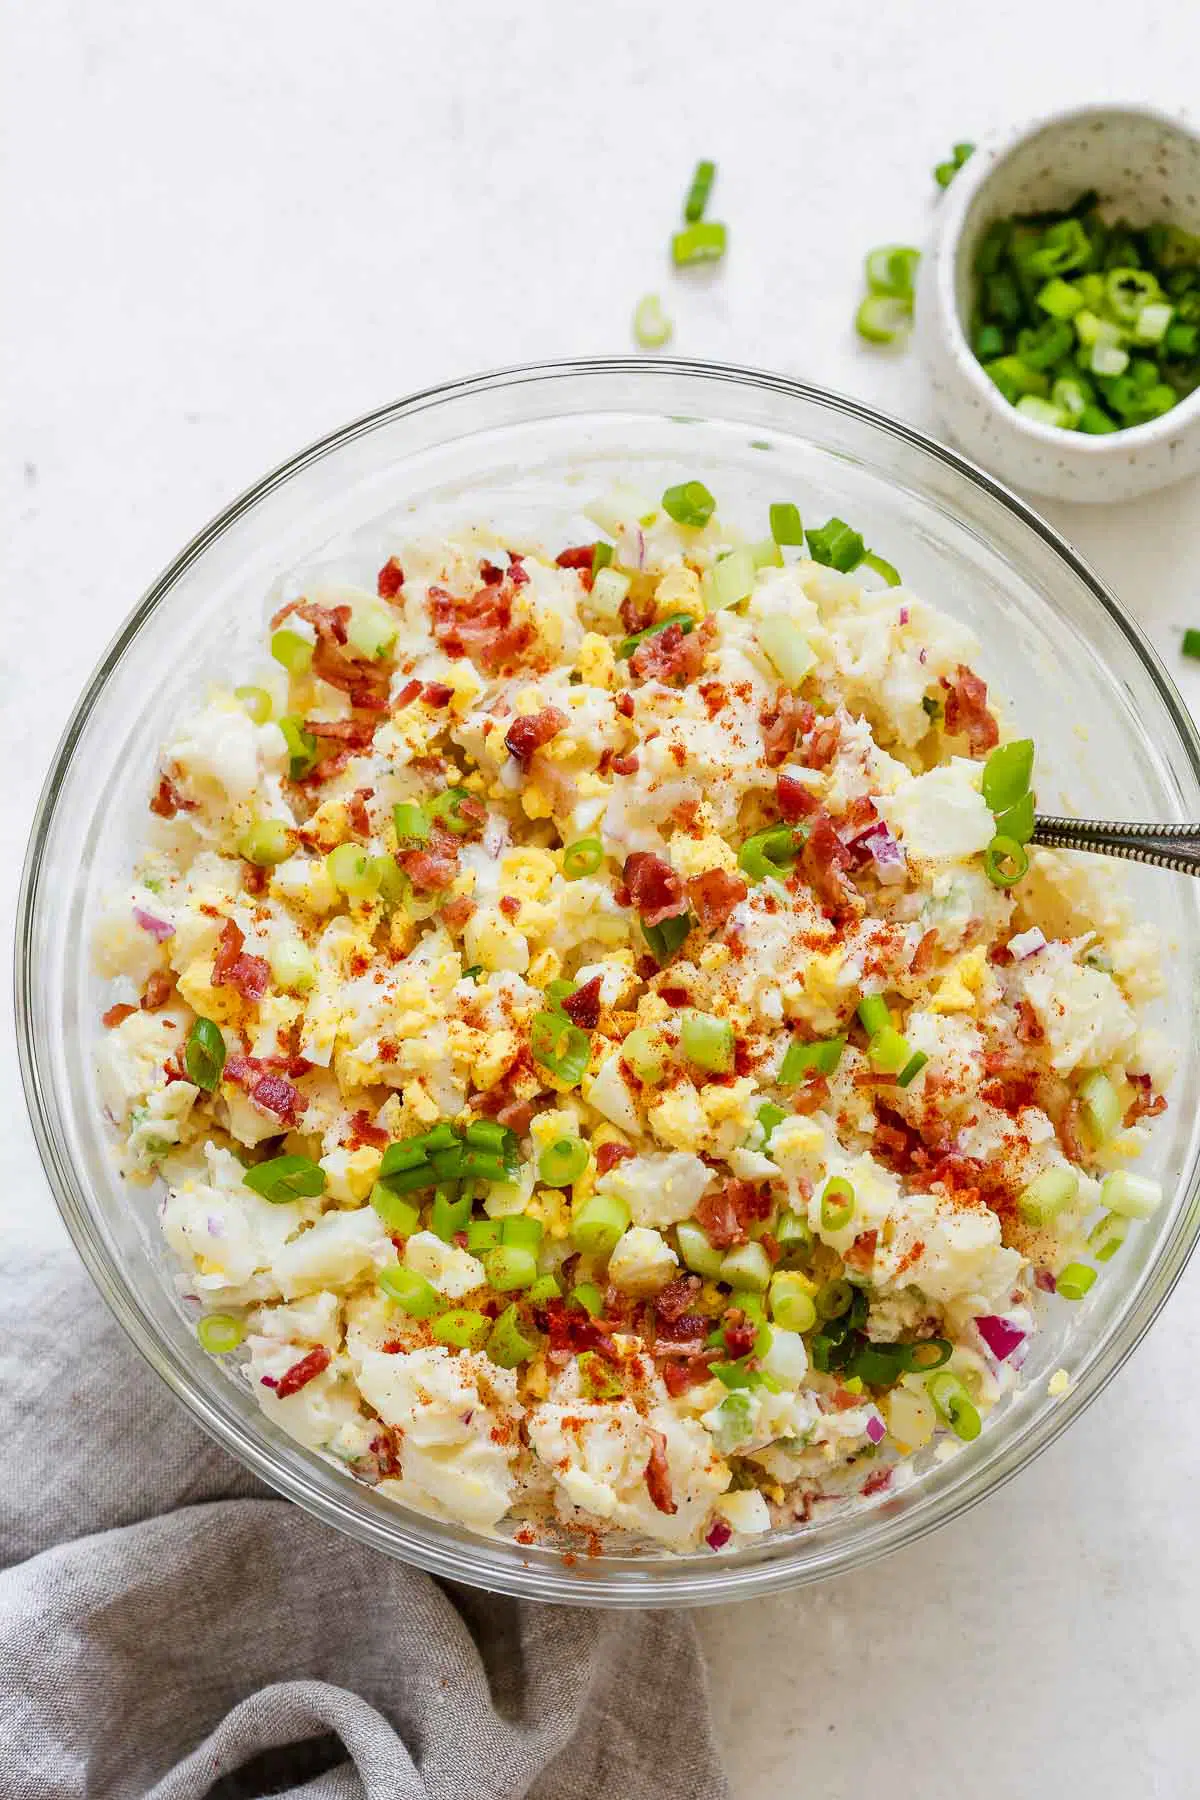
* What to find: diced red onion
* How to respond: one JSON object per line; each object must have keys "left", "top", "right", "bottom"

{"left": 856, "top": 823, "right": 906, "bottom": 886}
{"left": 975, "top": 1314, "right": 1026, "bottom": 1362}
{"left": 705, "top": 1520, "right": 733, "bottom": 1551}
{"left": 1035, "top": 1269, "right": 1057, "bottom": 1294}
{"left": 1008, "top": 927, "right": 1046, "bottom": 960}
{"left": 260, "top": 1375, "right": 279, "bottom": 1388}
{"left": 918, "top": 647, "right": 928, "bottom": 665}
{"left": 133, "top": 906, "right": 175, "bottom": 941}
{"left": 482, "top": 812, "right": 509, "bottom": 859}
{"left": 865, "top": 1410, "right": 886, "bottom": 1444}
{"left": 206, "top": 1214, "right": 224, "bottom": 1238}
{"left": 898, "top": 606, "right": 910, "bottom": 626}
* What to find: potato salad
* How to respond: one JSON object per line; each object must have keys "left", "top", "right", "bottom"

{"left": 95, "top": 477, "right": 1169, "bottom": 1554}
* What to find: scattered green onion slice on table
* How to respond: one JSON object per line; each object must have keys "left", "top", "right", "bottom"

{"left": 243, "top": 1154, "right": 327, "bottom": 1203}
{"left": 683, "top": 158, "right": 716, "bottom": 223}
{"left": 1182, "top": 628, "right": 1200, "bottom": 660}
{"left": 562, "top": 837, "right": 604, "bottom": 879}
{"left": 865, "top": 244, "right": 920, "bottom": 299}
{"left": 185, "top": 1017, "right": 226, "bottom": 1091}
{"left": 633, "top": 293, "right": 673, "bottom": 349}
{"left": 661, "top": 480, "right": 716, "bottom": 527}
{"left": 855, "top": 294, "right": 913, "bottom": 346}
{"left": 934, "top": 142, "right": 974, "bottom": 188}
{"left": 671, "top": 222, "right": 727, "bottom": 266}
{"left": 197, "top": 1313, "right": 244, "bottom": 1354}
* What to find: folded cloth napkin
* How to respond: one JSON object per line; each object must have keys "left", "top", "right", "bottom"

{"left": 0, "top": 1243, "right": 729, "bottom": 1800}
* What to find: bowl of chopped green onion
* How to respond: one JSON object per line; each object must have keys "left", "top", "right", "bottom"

{"left": 916, "top": 102, "right": 1200, "bottom": 501}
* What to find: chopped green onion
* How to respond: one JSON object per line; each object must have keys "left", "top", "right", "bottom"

{"left": 994, "top": 792, "right": 1035, "bottom": 844}
{"left": 982, "top": 739, "right": 1034, "bottom": 812}
{"left": 755, "top": 614, "right": 817, "bottom": 686}
{"left": 926, "top": 1371, "right": 981, "bottom": 1440}
{"left": 530, "top": 1012, "right": 591, "bottom": 1086}
{"left": 431, "top": 1187, "right": 472, "bottom": 1241}
{"left": 855, "top": 294, "right": 914, "bottom": 346}
{"left": 346, "top": 602, "right": 397, "bottom": 660}
{"left": 571, "top": 1193, "right": 631, "bottom": 1258}
{"left": 237, "top": 819, "right": 292, "bottom": 867}
{"left": 1016, "top": 396, "right": 1068, "bottom": 428}
{"left": 867, "top": 1026, "right": 912, "bottom": 1076}
{"left": 671, "top": 222, "right": 727, "bottom": 267}
{"left": 769, "top": 1272, "right": 817, "bottom": 1334}
{"left": 1078, "top": 405, "right": 1119, "bottom": 435}
{"left": 568, "top": 1280, "right": 606, "bottom": 1316}
{"left": 1090, "top": 342, "right": 1129, "bottom": 378}
{"left": 703, "top": 545, "right": 756, "bottom": 611}
{"left": 487, "top": 1303, "right": 538, "bottom": 1368}
{"left": 862, "top": 551, "right": 902, "bottom": 586}
{"left": 661, "top": 480, "right": 717, "bottom": 528}
{"left": 934, "top": 142, "right": 974, "bottom": 188}
{"left": 326, "top": 842, "right": 380, "bottom": 900}
{"left": 864, "top": 245, "right": 921, "bottom": 300}
{"left": 642, "top": 912, "right": 692, "bottom": 964}
{"left": 371, "top": 1162, "right": 435, "bottom": 1196}
{"left": 501, "top": 1214, "right": 545, "bottom": 1251}
{"left": 466, "top": 1217, "right": 503, "bottom": 1253}
{"left": 243, "top": 1154, "right": 327, "bottom": 1204}
{"left": 271, "top": 629, "right": 313, "bottom": 675}
{"left": 428, "top": 786, "right": 477, "bottom": 836}
{"left": 1134, "top": 301, "right": 1173, "bottom": 344}
{"left": 372, "top": 856, "right": 406, "bottom": 909}
{"left": 197, "top": 1313, "right": 245, "bottom": 1354}
{"left": 815, "top": 1277, "right": 853, "bottom": 1321}
{"left": 591, "top": 541, "right": 614, "bottom": 576}
{"left": 681, "top": 1009, "right": 734, "bottom": 1073}
{"left": 633, "top": 293, "right": 673, "bottom": 350}
{"left": 1056, "top": 1262, "right": 1096, "bottom": 1302}
{"left": 1089, "top": 1211, "right": 1129, "bottom": 1262}
{"left": 615, "top": 611, "right": 696, "bottom": 660}
{"left": 676, "top": 1220, "right": 724, "bottom": 1278}
{"left": 563, "top": 837, "right": 604, "bottom": 879}
{"left": 805, "top": 518, "right": 865, "bottom": 573}
{"left": 185, "top": 1017, "right": 226, "bottom": 1091}
{"left": 775, "top": 1210, "right": 813, "bottom": 1258}
{"left": 590, "top": 566, "right": 632, "bottom": 621}
{"left": 432, "top": 1308, "right": 491, "bottom": 1349}
{"left": 906, "top": 1338, "right": 953, "bottom": 1372}
{"left": 983, "top": 834, "right": 1029, "bottom": 888}
{"left": 719, "top": 1241, "right": 773, "bottom": 1291}
{"left": 1106, "top": 267, "right": 1162, "bottom": 322}
{"left": 756, "top": 1101, "right": 787, "bottom": 1146}
{"left": 393, "top": 802, "right": 430, "bottom": 846}
{"left": 769, "top": 502, "right": 805, "bottom": 546}
{"left": 820, "top": 1177, "right": 855, "bottom": 1234}
{"left": 751, "top": 537, "right": 784, "bottom": 569}
{"left": 621, "top": 1025, "right": 665, "bottom": 1084}
{"left": 483, "top": 1245, "right": 539, "bottom": 1292}
{"left": 1037, "top": 278, "right": 1085, "bottom": 320}
{"left": 579, "top": 1350, "right": 625, "bottom": 1400}
{"left": 897, "top": 1050, "right": 929, "bottom": 1088}
{"left": 528, "top": 1273, "right": 561, "bottom": 1303}
{"left": 779, "top": 1034, "right": 845, "bottom": 1084}
{"left": 683, "top": 158, "right": 716, "bottom": 223}
{"left": 370, "top": 1183, "right": 421, "bottom": 1236}
{"left": 279, "top": 717, "right": 319, "bottom": 780}
{"left": 462, "top": 964, "right": 483, "bottom": 983}
{"left": 738, "top": 823, "right": 802, "bottom": 883}
{"left": 1183, "top": 628, "right": 1200, "bottom": 660}
{"left": 465, "top": 1117, "right": 511, "bottom": 1154}
{"left": 1079, "top": 1071, "right": 1122, "bottom": 1144}
{"left": 1018, "top": 1165, "right": 1079, "bottom": 1226}
{"left": 234, "top": 685, "right": 273, "bottom": 723}
{"left": 538, "top": 1136, "right": 589, "bottom": 1187}
{"left": 379, "top": 1266, "right": 443, "bottom": 1316}
{"left": 1100, "top": 1170, "right": 1162, "bottom": 1219}
{"left": 857, "top": 994, "right": 892, "bottom": 1037}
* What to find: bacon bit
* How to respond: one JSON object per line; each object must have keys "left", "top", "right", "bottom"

{"left": 941, "top": 664, "right": 1000, "bottom": 756}
{"left": 422, "top": 681, "right": 454, "bottom": 708}
{"left": 210, "top": 918, "right": 271, "bottom": 1003}
{"left": 610, "top": 752, "right": 639, "bottom": 776}
{"left": 542, "top": 1298, "right": 620, "bottom": 1362}
{"left": 562, "top": 975, "right": 603, "bottom": 1030}
{"left": 399, "top": 823, "right": 460, "bottom": 892}
{"left": 595, "top": 1141, "right": 633, "bottom": 1175}
{"left": 504, "top": 706, "right": 568, "bottom": 770}
{"left": 844, "top": 1229, "right": 878, "bottom": 1273}
{"left": 663, "top": 1357, "right": 718, "bottom": 1397}
{"left": 242, "top": 861, "right": 269, "bottom": 896}
{"left": 760, "top": 689, "right": 812, "bottom": 767}
{"left": 140, "top": 969, "right": 175, "bottom": 1012}
{"left": 620, "top": 592, "right": 657, "bottom": 635}
{"left": 615, "top": 691, "right": 635, "bottom": 719}
{"left": 377, "top": 557, "right": 404, "bottom": 600}
{"left": 369, "top": 1429, "right": 402, "bottom": 1477}
{"left": 428, "top": 577, "right": 536, "bottom": 675}
{"left": 686, "top": 868, "right": 747, "bottom": 933}
{"left": 911, "top": 928, "right": 940, "bottom": 977}
{"left": 312, "top": 636, "right": 392, "bottom": 712}
{"left": 102, "top": 1002, "right": 137, "bottom": 1028}
{"left": 274, "top": 1346, "right": 331, "bottom": 1400}
{"left": 655, "top": 1312, "right": 713, "bottom": 1346}
{"left": 294, "top": 748, "right": 354, "bottom": 792}
{"left": 630, "top": 621, "right": 704, "bottom": 685}
{"left": 694, "top": 1180, "right": 769, "bottom": 1250}
{"left": 797, "top": 809, "right": 859, "bottom": 918}
{"left": 699, "top": 680, "right": 728, "bottom": 719}
{"left": 644, "top": 1430, "right": 677, "bottom": 1515}
{"left": 862, "top": 1467, "right": 893, "bottom": 1498}
{"left": 624, "top": 852, "right": 688, "bottom": 927}
{"left": 348, "top": 1109, "right": 389, "bottom": 1150}
{"left": 507, "top": 554, "right": 530, "bottom": 588}
{"left": 722, "top": 1316, "right": 756, "bottom": 1359}
{"left": 270, "top": 598, "right": 350, "bottom": 645}
{"left": 1036, "top": 1268, "right": 1057, "bottom": 1294}
{"left": 654, "top": 1276, "right": 703, "bottom": 1324}
{"left": 393, "top": 678, "right": 422, "bottom": 710}
{"left": 803, "top": 714, "right": 842, "bottom": 770}
{"left": 1060, "top": 1100, "right": 1087, "bottom": 1167}
{"left": 555, "top": 544, "right": 598, "bottom": 590}
{"left": 441, "top": 895, "right": 475, "bottom": 931}
{"left": 988, "top": 943, "right": 1014, "bottom": 967}
{"left": 223, "top": 1054, "right": 306, "bottom": 1126}
{"left": 776, "top": 770, "right": 818, "bottom": 822}
{"left": 1015, "top": 999, "right": 1044, "bottom": 1044}
{"left": 635, "top": 953, "right": 659, "bottom": 981}
{"left": 346, "top": 787, "right": 374, "bottom": 839}
{"left": 658, "top": 986, "right": 689, "bottom": 1007}
{"left": 149, "top": 774, "right": 192, "bottom": 818}
{"left": 1126, "top": 1073, "right": 1168, "bottom": 1124}
{"left": 790, "top": 1075, "right": 831, "bottom": 1116}
{"left": 499, "top": 894, "right": 521, "bottom": 920}
{"left": 302, "top": 716, "right": 377, "bottom": 751}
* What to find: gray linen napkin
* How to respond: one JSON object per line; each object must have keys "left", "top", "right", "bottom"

{"left": 0, "top": 1243, "right": 729, "bottom": 1800}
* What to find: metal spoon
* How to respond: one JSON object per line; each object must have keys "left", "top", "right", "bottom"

{"left": 1032, "top": 813, "right": 1200, "bottom": 877}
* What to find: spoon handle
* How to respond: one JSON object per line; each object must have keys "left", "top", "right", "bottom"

{"left": 1032, "top": 813, "right": 1200, "bottom": 877}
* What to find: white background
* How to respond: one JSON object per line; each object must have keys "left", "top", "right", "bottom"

{"left": 4, "top": 4, "right": 1200, "bottom": 1795}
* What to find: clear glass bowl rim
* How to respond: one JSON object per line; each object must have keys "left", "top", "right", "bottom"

{"left": 15, "top": 354, "right": 1200, "bottom": 1607}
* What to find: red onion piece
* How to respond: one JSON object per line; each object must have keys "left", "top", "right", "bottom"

{"left": 976, "top": 1314, "right": 1027, "bottom": 1361}
{"left": 865, "top": 1410, "right": 886, "bottom": 1445}
{"left": 856, "top": 823, "right": 906, "bottom": 886}
{"left": 1008, "top": 927, "right": 1046, "bottom": 960}
{"left": 705, "top": 1520, "right": 733, "bottom": 1551}
{"left": 898, "top": 606, "right": 910, "bottom": 626}
{"left": 133, "top": 906, "right": 175, "bottom": 941}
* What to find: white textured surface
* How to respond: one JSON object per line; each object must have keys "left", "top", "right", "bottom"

{"left": 3, "top": 3, "right": 1200, "bottom": 1795}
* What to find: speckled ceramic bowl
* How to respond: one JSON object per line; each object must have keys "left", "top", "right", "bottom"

{"left": 916, "top": 103, "right": 1200, "bottom": 503}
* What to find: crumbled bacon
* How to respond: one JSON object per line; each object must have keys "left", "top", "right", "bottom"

{"left": 507, "top": 554, "right": 529, "bottom": 588}
{"left": 662, "top": 1357, "right": 717, "bottom": 1396}
{"left": 644, "top": 1430, "right": 677, "bottom": 1515}
{"left": 270, "top": 598, "right": 350, "bottom": 644}
{"left": 149, "top": 774, "right": 192, "bottom": 819}
{"left": 595, "top": 1141, "right": 633, "bottom": 1175}
{"left": 312, "top": 637, "right": 392, "bottom": 712}
{"left": 654, "top": 1312, "right": 713, "bottom": 1346}
{"left": 760, "top": 689, "right": 812, "bottom": 768}
{"left": 368, "top": 1428, "right": 402, "bottom": 1478}
{"left": 398, "top": 823, "right": 460, "bottom": 892}
{"left": 911, "top": 928, "right": 940, "bottom": 977}
{"left": 776, "top": 770, "right": 818, "bottom": 822}
{"left": 210, "top": 918, "right": 271, "bottom": 1003}
{"left": 274, "top": 1346, "right": 331, "bottom": 1399}
{"left": 629, "top": 621, "right": 703, "bottom": 685}
{"left": 620, "top": 592, "right": 657, "bottom": 635}
{"left": 562, "top": 975, "right": 603, "bottom": 1030}
{"left": 1015, "top": 999, "right": 1044, "bottom": 1044}
{"left": 797, "top": 809, "right": 859, "bottom": 918}
{"left": 686, "top": 868, "right": 747, "bottom": 933}
{"left": 345, "top": 787, "right": 374, "bottom": 839}
{"left": 504, "top": 706, "right": 568, "bottom": 770}
{"left": 140, "top": 969, "right": 174, "bottom": 1011}
{"left": 722, "top": 1314, "right": 756, "bottom": 1359}
{"left": 555, "top": 544, "right": 598, "bottom": 589}
{"left": 377, "top": 557, "right": 404, "bottom": 599}
{"left": 422, "top": 681, "right": 454, "bottom": 708}
{"left": 102, "top": 1002, "right": 137, "bottom": 1028}
{"left": 941, "top": 664, "right": 999, "bottom": 756}
{"left": 654, "top": 1276, "right": 703, "bottom": 1324}
{"left": 615, "top": 691, "right": 635, "bottom": 719}
{"left": 1125, "top": 1072, "right": 1168, "bottom": 1124}
{"left": 441, "top": 895, "right": 476, "bottom": 931}
{"left": 223, "top": 1054, "right": 306, "bottom": 1126}
{"left": 694, "top": 1187, "right": 744, "bottom": 1250}
{"left": 844, "top": 1229, "right": 878, "bottom": 1273}
{"left": 624, "top": 852, "right": 688, "bottom": 927}
{"left": 610, "top": 752, "right": 639, "bottom": 776}
{"left": 542, "top": 1298, "right": 620, "bottom": 1362}
{"left": 803, "top": 715, "right": 842, "bottom": 770}
{"left": 394, "top": 678, "right": 422, "bottom": 709}
{"left": 302, "top": 716, "right": 377, "bottom": 751}
{"left": 428, "top": 576, "right": 536, "bottom": 675}
{"left": 499, "top": 895, "right": 521, "bottom": 920}
{"left": 242, "top": 861, "right": 268, "bottom": 896}
{"left": 862, "top": 1467, "right": 893, "bottom": 1499}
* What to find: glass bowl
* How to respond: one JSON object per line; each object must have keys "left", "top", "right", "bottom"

{"left": 16, "top": 357, "right": 1200, "bottom": 1606}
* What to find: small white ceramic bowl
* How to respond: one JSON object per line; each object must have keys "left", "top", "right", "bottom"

{"left": 916, "top": 102, "right": 1200, "bottom": 502}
